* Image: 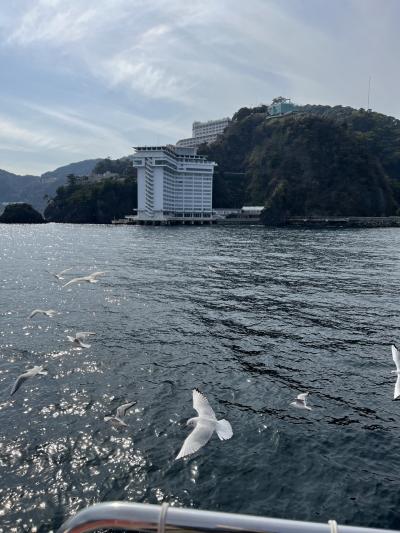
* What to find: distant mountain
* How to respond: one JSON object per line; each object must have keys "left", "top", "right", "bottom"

{"left": 0, "top": 159, "right": 101, "bottom": 213}
{"left": 40, "top": 159, "right": 102, "bottom": 182}
{"left": 0, "top": 170, "right": 41, "bottom": 210}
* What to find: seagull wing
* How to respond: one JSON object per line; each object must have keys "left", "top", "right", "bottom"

{"left": 89, "top": 271, "right": 106, "bottom": 279}
{"left": 116, "top": 401, "right": 136, "bottom": 417}
{"left": 105, "top": 416, "right": 127, "bottom": 427}
{"left": 77, "top": 341, "right": 91, "bottom": 349}
{"left": 176, "top": 421, "right": 215, "bottom": 459}
{"left": 29, "top": 309, "right": 43, "bottom": 319}
{"left": 114, "top": 417, "right": 128, "bottom": 427}
{"left": 392, "top": 345, "right": 400, "bottom": 373}
{"left": 395, "top": 374, "right": 400, "bottom": 400}
{"left": 10, "top": 372, "right": 29, "bottom": 395}
{"left": 192, "top": 389, "right": 216, "bottom": 419}
{"left": 58, "top": 267, "right": 73, "bottom": 277}
{"left": 297, "top": 392, "right": 309, "bottom": 401}
{"left": 76, "top": 332, "right": 96, "bottom": 340}
{"left": 63, "top": 277, "right": 86, "bottom": 288}
{"left": 45, "top": 309, "right": 57, "bottom": 317}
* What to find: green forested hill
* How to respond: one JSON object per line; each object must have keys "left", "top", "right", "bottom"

{"left": 44, "top": 175, "right": 137, "bottom": 223}
{"left": 43, "top": 104, "right": 400, "bottom": 224}
{"left": 299, "top": 105, "right": 400, "bottom": 183}
{"left": 44, "top": 158, "right": 137, "bottom": 223}
{"left": 200, "top": 105, "right": 400, "bottom": 221}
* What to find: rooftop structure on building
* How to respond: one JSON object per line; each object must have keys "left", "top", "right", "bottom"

{"left": 176, "top": 117, "right": 231, "bottom": 149}
{"left": 131, "top": 145, "right": 216, "bottom": 224}
{"left": 268, "top": 97, "right": 297, "bottom": 117}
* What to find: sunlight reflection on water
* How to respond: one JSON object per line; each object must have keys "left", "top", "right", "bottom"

{"left": 0, "top": 224, "right": 400, "bottom": 530}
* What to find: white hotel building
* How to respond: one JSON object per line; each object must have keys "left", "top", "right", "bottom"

{"left": 176, "top": 117, "right": 231, "bottom": 149}
{"left": 132, "top": 145, "right": 216, "bottom": 223}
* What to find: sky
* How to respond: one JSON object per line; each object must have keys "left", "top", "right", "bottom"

{"left": 0, "top": 0, "right": 399, "bottom": 175}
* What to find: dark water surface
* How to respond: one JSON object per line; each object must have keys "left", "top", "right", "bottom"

{"left": 1, "top": 224, "right": 400, "bottom": 532}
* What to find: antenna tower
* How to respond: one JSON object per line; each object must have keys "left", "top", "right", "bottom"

{"left": 367, "top": 76, "right": 372, "bottom": 111}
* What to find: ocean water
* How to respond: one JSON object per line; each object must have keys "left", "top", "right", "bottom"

{"left": 1, "top": 223, "right": 400, "bottom": 532}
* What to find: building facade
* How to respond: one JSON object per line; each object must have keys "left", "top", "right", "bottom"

{"left": 132, "top": 145, "right": 216, "bottom": 222}
{"left": 268, "top": 98, "right": 297, "bottom": 116}
{"left": 176, "top": 117, "right": 231, "bottom": 148}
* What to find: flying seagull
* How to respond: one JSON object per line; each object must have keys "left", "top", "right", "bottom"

{"left": 67, "top": 331, "right": 95, "bottom": 349}
{"left": 176, "top": 389, "right": 233, "bottom": 460}
{"left": 391, "top": 344, "right": 400, "bottom": 400}
{"left": 29, "top": 309, "right": 58, "bottom": 319}
{"left": 63, "top": 271, "right": 106, "bottom": 288}
{"left": 10, "top": 365, "right": 47, "bottom": 396}
{"left": 104, "top": 401, "right": 137, "bottom": 427}
{"left": 47, "top": 267, "right": 72, "bottom": 281}
{"left": 290, "top": 392, "right": 312, "bottom": 410}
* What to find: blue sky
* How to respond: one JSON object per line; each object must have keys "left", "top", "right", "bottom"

{"left": 0, "top": 0, "right": 399, "bottom": 175}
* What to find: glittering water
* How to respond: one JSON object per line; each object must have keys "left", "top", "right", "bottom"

{"left": 1, "top": 223, "right": 400, "bottom": 532}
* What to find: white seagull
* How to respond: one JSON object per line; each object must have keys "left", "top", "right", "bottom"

{"left": 10, "top": 365, "right": 47, "bottom": 396}
{"left": 63, "top": 271, "right": 106, "bottom": 288}
{"left": 67, "top": 331, "right": 96, "bottom": 349}
{"left": 290, "top": 392, "right": 312, "bottom": 411}
{"left": 29, "top": 309, "right": 58, "bottom": 319}
{"left": 391, "top": 344, "right": 400, "bottom": 400}
{"left": 104, "top": 401, "right": 137, "bottom": 427}
{"left": 47, "top": 267, "right": 72, "bottom": 281}
{"left": 176, "top": 389, "right": 233, "bottom": 460}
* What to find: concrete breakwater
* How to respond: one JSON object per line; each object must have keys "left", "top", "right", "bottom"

{"left": 112, "top": 216, "right": 400, "bottom": 227}
{"left": 286, "top": 216, "right": 400, "bottom": 228}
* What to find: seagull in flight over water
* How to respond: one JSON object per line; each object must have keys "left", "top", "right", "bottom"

{"left": 47, "top": 267, "right": 72, "bottom": 281}
{"left": 176, "top": 389, "right": 233, "bottom": 460}
{"left": 29, "top": 309, "right": 58, "bottom": 319}
{"left": 67, "top": 331, "right": 95, "bottom": 348}
{"left": 290, "top": 392, "right": 312, "bottom": 411}
{"left": 391, "top": 344, "right": 400, "bottom": 400}
{"left": 10, "top": 365, "right": 47, "bottom": 396}
{"left": 104, "top": 401, "right": 137, "bottom": 427}
{"left": 63, "top": 271, "right": 106, "bottom": 288}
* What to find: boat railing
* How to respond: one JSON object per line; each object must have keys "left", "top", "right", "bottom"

{"left": 56, "top": 501, "right": 399, "bottom": 533}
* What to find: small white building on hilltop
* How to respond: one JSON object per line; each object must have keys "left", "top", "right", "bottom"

{"left": 132, "top": 145, "right": 216, "bottom": 223}
{"left": 176, "top": 117, "right": 231, "bottom": 149}
{"left": 268, "top": 97, "right": 297, "bottom": 117}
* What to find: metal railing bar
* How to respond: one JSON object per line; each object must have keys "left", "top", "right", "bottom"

{"left": 56, "top": 502, "right": 400, "bottom": 533}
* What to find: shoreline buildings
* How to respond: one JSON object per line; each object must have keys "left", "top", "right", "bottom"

{"left": 176, "top": 117, "right": 231, "bottom": 149}
{"left": 132, "top": 145, "right": 216, "bottom": 223}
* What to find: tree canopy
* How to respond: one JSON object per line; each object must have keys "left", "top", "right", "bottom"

{"left": 0, "top": 203, "right": 45, "bottom": 223}
{"left": 44, "top": 174, "right": 137, "bottom": 223}
{"left": 200, "top": 105, "right": 400, "bottom": 222}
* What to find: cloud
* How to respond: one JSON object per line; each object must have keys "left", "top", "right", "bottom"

{"left": 0, "top": 115, "right": 60, "bottom": 150}
{"left": 0, "top": 0, "right": 399, "bottom": 174}
{"left": 100, "top": 56, "right": 193, "bottom": 105}
{"left": 8, "top": 1, "right": 98, "bottom": 45}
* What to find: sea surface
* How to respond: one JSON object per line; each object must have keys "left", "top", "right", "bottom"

{"left": 1, "top": 223, "right": 400, "bottom": 532}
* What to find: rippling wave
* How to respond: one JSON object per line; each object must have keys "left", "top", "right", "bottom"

{"left": 1, "top": 224, "right": 400, "bottom": 531}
